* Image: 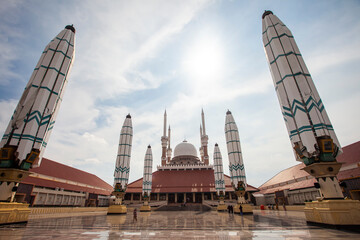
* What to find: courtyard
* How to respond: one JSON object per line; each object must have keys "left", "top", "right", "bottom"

{"left": 0, "top": 210, "right": 359, "bottom": 239}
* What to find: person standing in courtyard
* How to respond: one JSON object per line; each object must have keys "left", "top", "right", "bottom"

{"left": 133, "top": 208, "right": 137, "bottom": 222}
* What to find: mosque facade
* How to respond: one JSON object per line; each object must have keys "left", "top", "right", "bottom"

{"left": 124, "top": 110, "right": 258, "bottom": 205}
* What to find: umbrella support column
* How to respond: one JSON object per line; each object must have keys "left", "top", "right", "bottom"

{"left": 217, "top": 195, "right": 227, "bottom": 211}
{"left": 140, "top": 195, "right": 151, "bottom": 212}
{"left": 107, "top": 192, "right": 127, "bottom": 214}
{"left": 234, "top": 189, "right": 252, "bottom": 214}
{"left": 302, "top": 162, "right": 360, "bottom": 226}
{"left": 0, "top": 168, "right": 31, "bottom": 224}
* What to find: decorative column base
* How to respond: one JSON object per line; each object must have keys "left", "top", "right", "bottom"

{"left": 217, "top": 196, "right": 226, "bottom": 212}
{"left": 107, "top": 204, "right": 127, "bottom": 214}
{"left": 140, "top": 205, "right": 151, "bottom": 212}
{"left": 0, "top": 202, "right": 30, "bottom": 225}
{"left": 234, "top": 186, "right": 253, "bottom": 214}
{"left": 106, "top": 214, "right": 126, "bottom": 224}
{"left": 234, "top": 204, "right": 253, "bottom": 214}
{"left": 304, "top": 199, "right": 360, "bottom": 226}
{"left": 217, "top": 204, "right": 227, "bottom": 211}
{"left": 108, "top": 189, "right": 127, "bottom": 214}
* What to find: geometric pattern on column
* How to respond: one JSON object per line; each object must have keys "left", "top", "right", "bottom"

{"left": 225, "top": 110, "right": 247, "bottom": 190}
{"left": 213, "top": 143, "right": 225, "bottom": 195}
{"left": 0, "top": 25, "right": 76, "bottom": 169}
{"left": 262, "top": 10, "right": 342, "bottom": 163}
{"left": 113, "top": 114, "right": 133, "bottom": 192}
{"left": 142, "top": 145, "right": 153, "bottom": 197}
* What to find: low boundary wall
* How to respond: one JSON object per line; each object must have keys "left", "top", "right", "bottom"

{"left": 29, "top": 207, "right": 108, "bottom": 219}
{"left": 253, "top": 205, "right": 305, "bottom": 211}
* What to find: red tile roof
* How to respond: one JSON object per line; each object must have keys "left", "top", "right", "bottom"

{"left": 126, "top": 169, "right": 258, "bottom": 193}
{"left": 337, "top": 141, "right": 360, "bottom": 166}
{"left": 22, "top": 176, "right": 111, "bottom": 196}
{"left": 22, "top": 158, "right": 113, "bottom": 195}
{"left": 336, "top": 141, "right": 360, "bottom": 180}
{"left": 258, "top": 141, "right": 360, "bottom": 194}
{"left": 259, "top": 178, "right": 316, "bottom": 195}
{"left": 338, "top": 168, "right": 360, "bottom": 180}
{"left": 258, "top": 163, "right": 308, "bottom": 190}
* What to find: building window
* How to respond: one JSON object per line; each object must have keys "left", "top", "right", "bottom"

{"left": 150, "top": 193, "right": 157, "bottom": 201}
{"left": 204, "top": 192, "right": 211, "bottom": 200}
{"left": 124, "top": 193, "right": 131, "bottom": 200}
{"left": 133, "top": 193, "right": 140, "bottom": 200}
{"left": 231, "top": 192, "right": 236, "bottom": 200}
{"left": 159, "top": 193, "right": 166, "bottom": 201}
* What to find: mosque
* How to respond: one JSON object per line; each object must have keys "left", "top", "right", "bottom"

{"left": 124, "top": 110, "right": 258, "bottom": 205}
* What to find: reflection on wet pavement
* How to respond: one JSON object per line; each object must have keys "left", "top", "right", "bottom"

{"left": 0, "top": 210, "right": 359, "bottom": 239}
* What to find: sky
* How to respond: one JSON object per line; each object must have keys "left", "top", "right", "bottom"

{"left": 0, "top": 0, "right": 359, "bottom": 188}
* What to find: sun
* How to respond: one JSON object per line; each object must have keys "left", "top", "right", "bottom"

{"left": 182, "top": 36, "right": 224, "bottom": 82}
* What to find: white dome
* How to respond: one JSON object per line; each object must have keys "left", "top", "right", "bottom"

{"left": 174, "top": 140, "right": 197, "bottom": 157}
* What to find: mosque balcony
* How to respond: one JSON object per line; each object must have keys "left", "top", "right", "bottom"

{"left": 157, "top": 164, "right": 213, "bottom": 171}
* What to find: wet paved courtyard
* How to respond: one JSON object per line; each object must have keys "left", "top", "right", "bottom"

{"left": 0, "top": 210, "right": 359, "bottom": 239}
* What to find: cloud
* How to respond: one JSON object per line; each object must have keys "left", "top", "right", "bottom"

{"left": 86, "top": 158, "right": 101, "bottom": 164}
{"left": 63, "top": 1, "right": 211, "bottom": 99}
{"left": 0, "top": 99, "right": 17, "bottom": 131}
{"left": 306, "top": 42, "right": 360, "bottom": 76}
{"left": 0, "top": 15, "right": 24, "bottom": 85}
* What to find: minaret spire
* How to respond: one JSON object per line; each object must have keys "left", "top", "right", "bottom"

{"left": 200, "top": 109, "right": 209, "bottom": 165}
{"left": 161, "top": 110, "right": 168, "bottom": 166}
{"left": 167, "top": 125, "right": 172, "bottom": 162}
{"left": 163, "top": 110, "right": 167, "bottom": 137}
{"left": 201, "top": 108, "right": 206, "bottom": 135}
{"left": 199, "top": 124, "right": 204, "bottom": 162}
{"left": 168, "top": 125, "right": 171, "bottom": 149}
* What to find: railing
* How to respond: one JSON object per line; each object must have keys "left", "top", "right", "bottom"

{"left": 157, "top": 164, "right": 213, "bottom": 171}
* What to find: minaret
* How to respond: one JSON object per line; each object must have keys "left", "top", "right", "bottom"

{"left": 166, "top": 126, "right": 172, "bottom": 163}
{"left": 108, "top": 114, "right": 133, "bottom": 214}
{"left": 201, "top": 109, "right": 209, "bottom": 165}
{"left": 161, "top": 110, "right": 168, "bottom": 166}
{"left": 140, "top": 145, "right": 153, "bottom": 212}
{"left": 199, "top": 125, "right": 204, "bottom": 162}
{"left": 262, "top": 11, "right": 343, "bottom": 198}
{"left": 0, "top": 25, "right": 76, "bottom": 206}
{"left": 225, "top": 110, "right": 251, "bottom": 213}
{"left": 262, "top": 11, "right": 360, "bottom": 225}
